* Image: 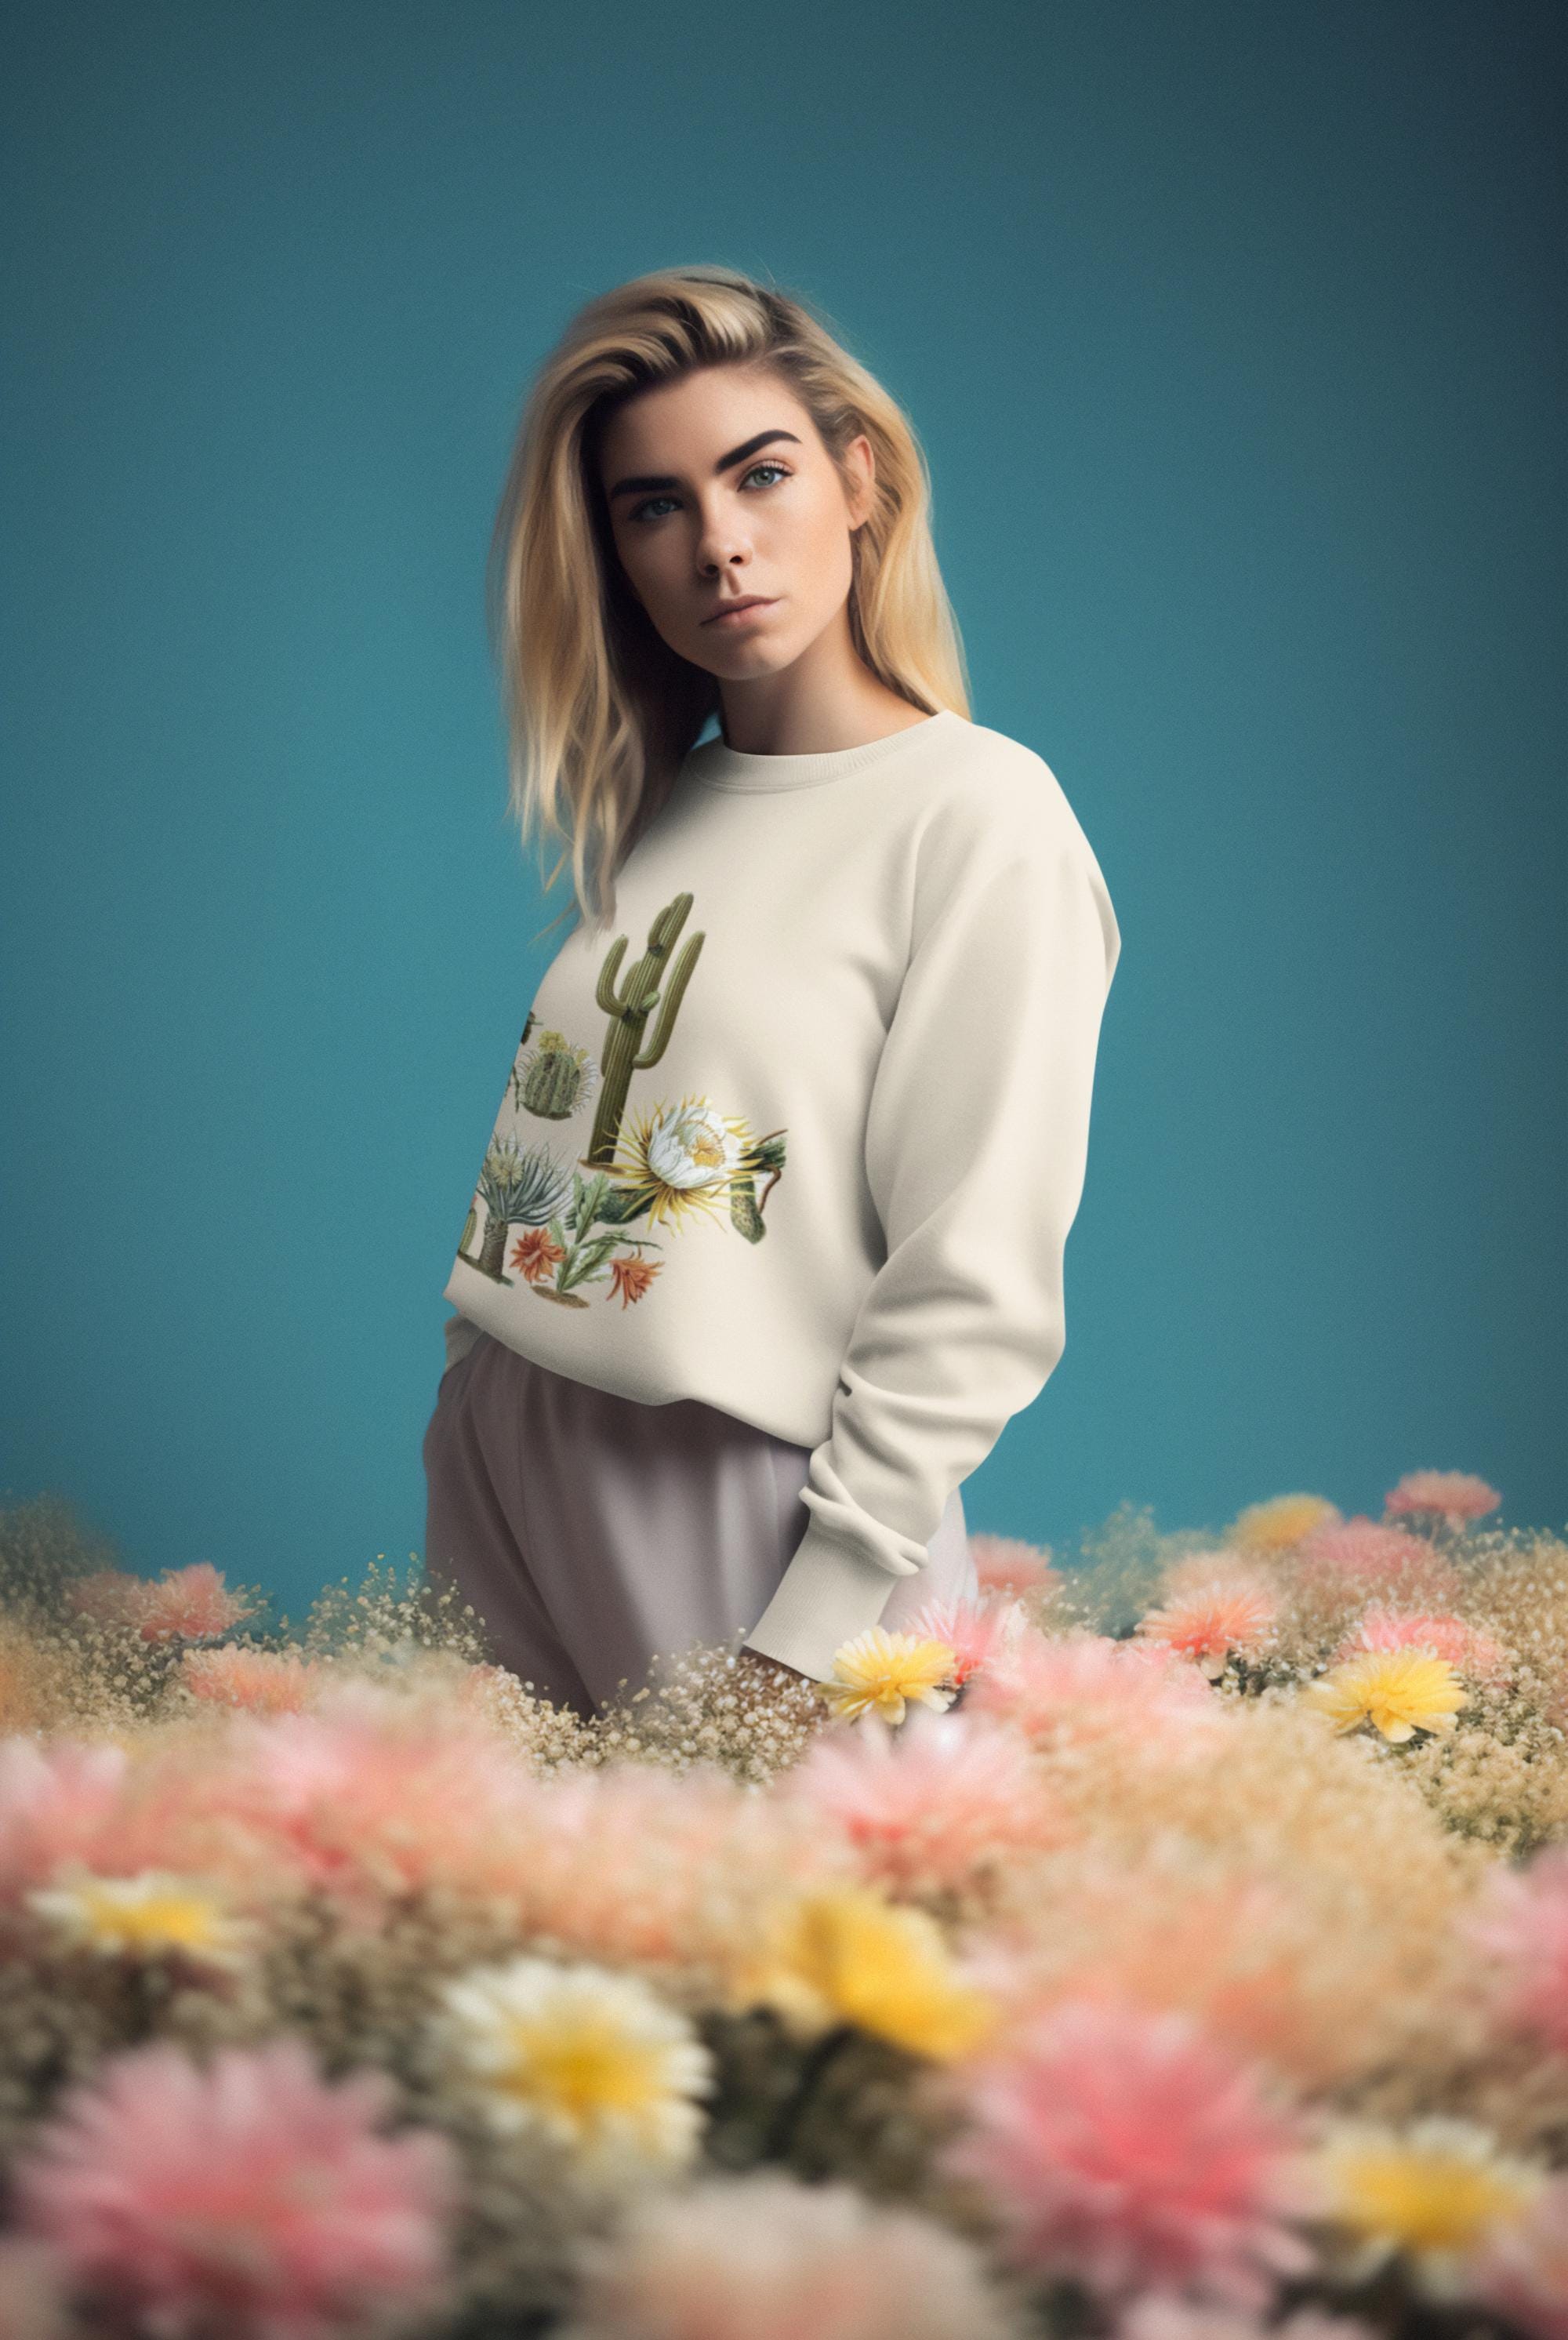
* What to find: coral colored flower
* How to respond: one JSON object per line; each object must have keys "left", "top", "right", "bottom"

{"left": 136, "top": 1562, "right": 256, "bottom": 1643}
{"left": 180, "top": 1644, "right": 325, "bottom": 1713}
{"left": 1384, "top": 1471, "right": 1501, "bottom": 1532}
{"left": 1227, "top": 1495, "right": 1341, "bottom": 1558}
{"left": 1295, "top": 1517, "right": 1465, "bottom": 1608}
{"left": 943, "top": 1997, "right": 1316, "bottom": 2307}
{"left": 1315, "top": 2115, "right": 1546, "bottom": 2299}
{"left": 561, "top": 2167, "right": 1017, "bottom": 2340}
{"left": 819, "top": 1628, "right": 958, "bottom": 1724}
{"left": 432, "top": 1953, "right": 712, "bottom": 2175}
{"left": 970, "top": 1533, "right": 1060, "bottom": 1598}
{"left": 1464, "top": 1847, "right": 1568, "bottom": 2056}
{"left": 731, "top": 1883, "right": 996, "bottom": 2060}
{"left": 1302, "top": 1649, "right": 1467, "bottom": 1742}
{"left": 967, "top": 1628, "right": 1226, "bottom": 1753}
{"left": 26, "top": 1869, "right": 255, "bottom": 1969}
{"left": 781, "top": 1707, "right": 1064, "bottom": 1895}
{"left": 1136, "top": 1580, "right": 1279, "bottom": 1678}
{"left": 905, "top": 1593, "right": 1022, "bottom": 1685}
{"left": 1334, "top": 1607, "right": 1509, "bottom": 1684}
{"left": 1468, "top": 2173, "right": 1568, "bottom": 2338}
{"left": 12, "top": 2036, "right": 459, "bottom": 2338}
{"left": 608, "top": 1254, "right": 662, "bottom": 1306}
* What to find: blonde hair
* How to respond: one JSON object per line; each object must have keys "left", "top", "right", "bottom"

{"left": 487, "top": 263, "right": 971, "bottom": 941}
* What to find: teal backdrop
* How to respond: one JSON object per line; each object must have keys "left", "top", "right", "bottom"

{"left": 3, "top": 2, "right": 1563, "bottom": 1627}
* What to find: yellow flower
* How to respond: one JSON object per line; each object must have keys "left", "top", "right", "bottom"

{"left": 1228, "top": 1493, "right": 1339, "bottom": 1557}
{"left": 433, "top": 1953, "right": 713, "bottom": 2174}
{"left": 25, "top": 1870, "right": 253, "bottom": 1968}
{"left": 1318, "top": 2116, "right": 1546, "bottom": 2296}
{"left": 819, "top": 1627, "right": 958, "bottom": 1724}
{"left": 1303, "top": 1648, "right": 1468, "bottom": 1742}
{"left": 730, "top": 1884, "right": 995, "bottom": 2060}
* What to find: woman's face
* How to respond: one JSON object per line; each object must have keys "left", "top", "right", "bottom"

{"left": 596, "top": 362, "right": 875, "bottom": 682}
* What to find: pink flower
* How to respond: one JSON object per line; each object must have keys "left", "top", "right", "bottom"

{"left": 136, "top": 1563, "right": 256, "bottom": 1643}
{"left": 1464, "top": 1848, "right": 1568, "bottom": 2056}
{"left": 0, "top": 1738, "right": 130, "bottom": 1899}
{"left": 970, "top": 1534, "right": 1060, "bottom": 1599}
{"left": 905, "top": 1593, "right": 1022, "bottom": 1686}
{"left": 781, "top": 1708, "right": 1069, "bottom": 1896}
{"left": 967, "top": 1629, "right": 1228, "bottom": 1754}
{"left": 1135, "top": 1581, "right": 1279, "bottom": 1679}
{"left": 942, "top": 1997, "right": 1317, "bottom": 2308}
{"left": 180, "top": 1646, "right": 325, "bottom": 1714}
{"left": 1334, "top": 1607, "right": 1510, "bottom": 1684}
{"left": 562, "top": 2166, "right": 1015, "bottom": 2340}
{"left": 12, "top": 2035, "right": 459, "bottom": 2340}
{"left": 1467, "top": 2172, "right": 1568, "bottom": 2339}
{"left": 1384, "top": 1471, "right": 1501, "bottom": 1532}
{"left": 219, "top": 1681, "right": 538, "bottom": 1917}
{"left": 1294, "top": 1517, "right": 1464, "bottom": 1608}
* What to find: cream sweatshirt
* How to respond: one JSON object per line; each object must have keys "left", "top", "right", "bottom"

{"left": 440, "top": 707, "right": 1120, "bottom": 1682}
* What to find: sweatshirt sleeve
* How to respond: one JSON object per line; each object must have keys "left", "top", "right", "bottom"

{"left": 741, "top": 779, "right": 1121, "bottom": 1682}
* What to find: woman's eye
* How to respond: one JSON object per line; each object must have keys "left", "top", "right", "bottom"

{"left": 629, "top": 462, "right": 790, "bottom": 525}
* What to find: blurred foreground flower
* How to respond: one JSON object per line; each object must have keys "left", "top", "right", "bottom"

{"left": 559, "top": 2167, "right": 1018, "bottom": 2340}
{"left": 1314, "top": 2114, "right": 1547, "bottom": 2300}
{"left": 25, "top": 1867, "right": 256, "bottom": 1971}
{"left": 819, "top": 1627, "right": 958, "bottom": 1724}
{"left": 1302, "top": 1650, "right": 1467, "bottom": 1742}
{"left": 431, "top": 1953, "right": 713, "bottom": 2178}
{"left": 942, "top": 1996, "right": 1317, "bottom": 2308}
{"left": 11, "top": 2035, "right": 459, "bottom": 2339}
{"left": 728, "top": 1882, "right": 995, "bottom": 2059}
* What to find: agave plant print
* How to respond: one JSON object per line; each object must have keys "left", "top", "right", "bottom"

{"left": 454, "top": 891, "right": 789, "bottom": 1310}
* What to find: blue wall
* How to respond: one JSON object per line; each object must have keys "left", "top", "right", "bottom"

{"left": 3, "top": 2, "right": 1563, "bottom": 1626}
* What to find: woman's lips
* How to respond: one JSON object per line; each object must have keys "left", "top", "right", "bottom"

{"left": 704, "top": 598, "right": 776, "bottom": 626}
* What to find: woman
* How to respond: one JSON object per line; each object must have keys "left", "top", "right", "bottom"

{"left": 423, "top": 263, "right": 1121, "bottom": 1721}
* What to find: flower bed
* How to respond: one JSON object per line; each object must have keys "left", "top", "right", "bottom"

{"left": 0, "top": 1470, "right": 1565, "bottom": 2339}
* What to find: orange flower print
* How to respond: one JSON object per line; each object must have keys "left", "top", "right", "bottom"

{"left": 510, "top": 1228, "right": 566, "bottom": 1284}
{"left": 608, "top": 1255, "right": 662, "bottom": 1308}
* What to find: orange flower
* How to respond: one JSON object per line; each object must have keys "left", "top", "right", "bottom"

{"left": 608, "top": 1255, "right": 662, "bottom": 1307}
{"left": 510, "top": 1228, "right": 565, "bottom": 1284}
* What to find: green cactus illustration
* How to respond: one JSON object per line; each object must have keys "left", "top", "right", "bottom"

{"left": 728, "top": 1128, "right": 789, "bottom": 1244}
{"left": 514, "top": 1027, "right": 597, "bottom": 1121}
{"left": 459, "top": 1132, "right": 575, "bottom": 1283}
{"left": 586, "top": 892, "right": 705, "bottom": 1166}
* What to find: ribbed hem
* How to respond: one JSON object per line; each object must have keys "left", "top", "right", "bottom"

{"left": 688, "top": 707, "right": 961, "bottom": 793}
{"left": 740, "top": 1522, "right": 915, "bottom": 1682}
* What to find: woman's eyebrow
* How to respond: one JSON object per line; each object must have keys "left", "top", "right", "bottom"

{"left": 605, "top": 428, "right": 803, "bottom": 503}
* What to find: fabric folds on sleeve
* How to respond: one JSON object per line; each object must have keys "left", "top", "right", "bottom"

{"left": 741, "top": 787, "right": 1121, "bottom": 1682}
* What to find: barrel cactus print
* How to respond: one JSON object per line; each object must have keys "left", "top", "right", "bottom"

{"left": 453, "top": 893, "right": 788, "bottom": 1310}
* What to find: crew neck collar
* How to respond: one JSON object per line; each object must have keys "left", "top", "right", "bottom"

{"left": 684, "top": 706, "right": 963, "bottom": 793}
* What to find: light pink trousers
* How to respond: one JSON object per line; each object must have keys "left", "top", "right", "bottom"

{"left": 421, "top": 1331, "right": 976, "bottom": 1718}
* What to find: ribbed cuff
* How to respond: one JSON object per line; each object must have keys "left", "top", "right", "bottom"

{"left": 741, "top": 1523, "right": 914, "bottom": 1684}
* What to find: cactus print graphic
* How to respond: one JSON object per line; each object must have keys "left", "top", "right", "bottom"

{"left": 455, "top": 892, "right": 788, "bottom": 1310}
